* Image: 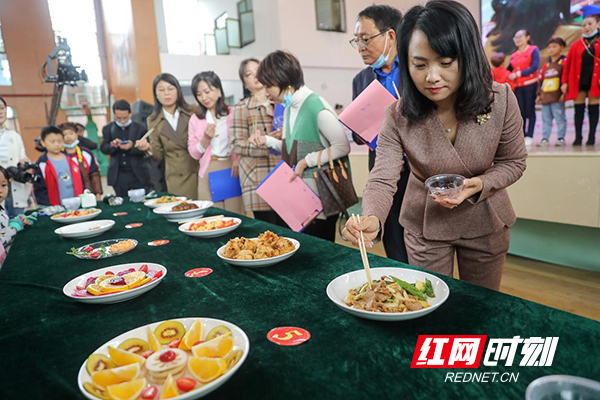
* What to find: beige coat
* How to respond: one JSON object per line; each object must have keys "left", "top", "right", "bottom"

{"left": 363, "top": 82, "right": 528, "bottom": 241}
{"left": 146, "top": 108, "right": 198, "bottom": 199}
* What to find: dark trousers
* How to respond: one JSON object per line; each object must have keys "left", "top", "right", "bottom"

{"left": 302, "top": 214, "right": 339, "bottom": 242}
{"left": 112, "top": 169, "right": 145, "bottom": 197}
{"left": 253, "top": 210, "right": 281, "bottom": 226}
{"left": 515, "top": 84, "right": 537, "bottom": 138}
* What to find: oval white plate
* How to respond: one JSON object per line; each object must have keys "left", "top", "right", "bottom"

{"left": 217, "top": 238, "right": 300, "bottom": 268}
{"left": 77, "top": 317, "right": 249, "bottom": 400}
{"left": 326, "top": 267, "right": 450, "bottom": 321}
{"left": 63, "top": 262, "right": 167, "bottom": 304}
{"left": 179, "top": 218, "right": 242, "bottom": 238}
{"left": 144, "top": 196, "right": 186, "bottom": 209}
{"left": 55, "top": 219, "right": 115, "bottom": 239}
{"left": 51, "top": 208, "right": 102, "bottom": 224}
{"left": 154, "top": 200, "right": 213, "bottom": 222}
{"left": 70, "top": 238, "right": 138, "bottom": 260}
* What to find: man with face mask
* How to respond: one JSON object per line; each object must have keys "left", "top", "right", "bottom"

{"left": 101, "top": 100, "right": 149, "bottom": 196}
{"left": 350, "top": 5, "right": 410, "bottom": 264}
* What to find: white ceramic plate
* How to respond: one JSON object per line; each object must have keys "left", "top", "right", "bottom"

{"left": 62, "top": 262, "right": 167, "bottom": 304}
{"left": 51, "top": 208, "right": 102, "bottom": 224}
{"left": 144, "top": 196, "right": 187, "bottom": 209}
{"left": 326, "top": 267, "right": 450, "bottom": 321}
{"left": 217, "top": 238, "right": 300, "bottom": 268}
{"left": 69, "top": 238, "right": 138, "bottom": 260}
{"left": 55, "top": 219, "right": 115, "bottom": 239}
{"left": 154, "top": 201, "right": 213, "bottom": 222}
{"left": 179, "top": 218, "right": 242, "bottom": 238}
{"left": 77, "top": 317, "right": 250, "bottom": 400}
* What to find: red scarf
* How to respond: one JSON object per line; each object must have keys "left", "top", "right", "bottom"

{"left": 45, "top": 156, "right": 84, "bottom": 205}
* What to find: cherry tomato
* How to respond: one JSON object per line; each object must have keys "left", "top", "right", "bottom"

{"left": 159, "top": 350, "right": 176, "bottom": 363}
{"left": 168, "top": 339, "right": 181, "bottom": 348}
{"left": 84, "top": 246, "right": 94, "bottom": 253}
{"left": 139, "top": 264, "right": 149, "bottom": 273}
{"left": 105, "top": 271, "right": 114, "bottom": 275}
{"left": 176, "top": 378, "right": 196, "bottom": 392}
{"left": 90, "top": 252, "right": 100, "bottom": 259}
{"left": 140, "top": 350, "right": 155, "bottom": 359}
{"left": 140, "top": 385, "right": 158, "bottom": 400}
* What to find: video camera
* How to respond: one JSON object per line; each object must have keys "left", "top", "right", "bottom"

{"left": 6, "top": 162, "right": 38, "bottom": 184}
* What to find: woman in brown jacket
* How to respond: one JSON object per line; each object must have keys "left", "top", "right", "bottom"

{"left": 135, "top": 73, "right": 198, "bottom": 199}
{"left": 343, "top": 0, "right": 527, "bottom": 290}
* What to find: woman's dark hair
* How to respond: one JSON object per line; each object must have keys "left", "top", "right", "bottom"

{"left": 191, "top": 71, "right": 229, "bottom": 120}
{"left": 239, "top": 58, "right": 260, "bottom": 99}
{"left": 41, "top": 125, "right": 63, "bottom": 141}
{"left": 0, "top": 97, "right": 6, "bottom": 108}
{"left": 397, "top": 0, "right": 493, "bottom": 122}
{"left": 0, "top": 165, "right": 9, "bottom": 181}
{"left": 257, "top": 50, "right": 304, "bottom": 92}
{"left": 150, "top": 73, "right": 192, "bottom": 120}
{"left": 519, "top": 29, "right": 533, "bottom": 45}
{"left": 487, "top": 0, "right": 571, "bottom": 54}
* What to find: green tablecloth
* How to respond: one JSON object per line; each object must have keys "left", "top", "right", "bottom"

{"left": 1, "top": 201, "right": 599, "bottom": 399}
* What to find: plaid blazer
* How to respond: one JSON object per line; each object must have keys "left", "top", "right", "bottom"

{"left": 231, "top": 95, "right": 281, "bottom": 212}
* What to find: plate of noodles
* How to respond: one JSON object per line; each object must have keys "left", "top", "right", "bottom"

{"left": 216, "top": 231, "right": 299, "bottom": 268}
{"left": 326, "top": 267, "right": 449, "bottom": 321}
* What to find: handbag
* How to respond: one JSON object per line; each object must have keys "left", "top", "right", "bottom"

{"left": 313, "top": 147, "right": 359, "bottom": 218}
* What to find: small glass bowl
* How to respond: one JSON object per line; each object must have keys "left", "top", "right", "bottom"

{"left": 424, "top": 174, "right": 465, "bottom": 198}
{"left": 525, "top": 375, "right": 600, "bottom": 400}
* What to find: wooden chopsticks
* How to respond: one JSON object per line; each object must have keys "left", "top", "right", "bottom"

{"left": 352, "top": 214, "right": 373, "bottom": 289}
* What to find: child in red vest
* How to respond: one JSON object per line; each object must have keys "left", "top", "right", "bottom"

{"left": 33, "top": 125, "right": 84, "bottom": 206}
{"left": 491, "top": 53, "right": 515, "bottom": 91}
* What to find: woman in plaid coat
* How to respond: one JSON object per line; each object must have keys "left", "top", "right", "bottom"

{"left": 231, "top": 58, "right": 281, "bottom": 223}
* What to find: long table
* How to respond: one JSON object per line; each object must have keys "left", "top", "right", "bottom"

{"left": 1, "top": 201, "right": 599, "bottom": 399}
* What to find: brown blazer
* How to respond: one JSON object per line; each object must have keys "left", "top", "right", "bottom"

{"left": 363, "top": 82, "right": 528, "bottom": 241}
{"left": 147, "top": 107, "right": 199, "bottom": 199}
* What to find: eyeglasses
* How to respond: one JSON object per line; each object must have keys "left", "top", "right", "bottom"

{"left": 349, "top": 31, "right": 387, "bottom": 49}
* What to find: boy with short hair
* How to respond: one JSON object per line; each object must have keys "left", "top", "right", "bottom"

{"left": 491, "top": 52, "right": 515, "bottom": 90}
{"left": 33, "top": 125, "right": 84, "bottom": 205}
{"left": 537, "top": 37, "right": 567, "bottom": 146}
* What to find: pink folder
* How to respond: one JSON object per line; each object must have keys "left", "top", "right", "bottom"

{"left": 338, "top": 80, "right": 397, "bottom": 150}
{"left": 256, "top": 161, "right": 323, "bottom": 232}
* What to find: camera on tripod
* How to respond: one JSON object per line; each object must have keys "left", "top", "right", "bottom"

{"left": 6, "top": 162, "right": 38, "bottom": 184}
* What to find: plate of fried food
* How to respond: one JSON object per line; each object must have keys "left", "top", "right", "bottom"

{"left": 144, "top": 195, "right": 186, "bottom": 209}
{"left": 67, "top": 238, "right": 138, "bottom": 260}
{"left": 78, "top": 317, "right": 249, "bottom": 400}
{"left": 154, "top": 201, "right": 213, "bottom": 222}
{"left": 217, "top": 231, "right": 299, "bottom": 268}
{"left": 179, "top": 217, "right": 242, "bottom": 238}
{"left": 51, "top": 208, "right": 102, "bottom": 224}
{"left": 326, "top": 267, "right": 450, "bottom": 321}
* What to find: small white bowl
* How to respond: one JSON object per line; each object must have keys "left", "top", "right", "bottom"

{"left": 54, "top": 219, "right": 115, "bottom": 239}
{"left": 62, "top": 196, "right": 81, "bottom": 211}
{"left": 153, "top": 200, "right": 213, "bottom": 222}
{"left": 326, "top": 267, "right": 450, "bottom": 321}
{"left": 217, "top": 238, "right": 300, "bottom": 268}
{"left": 179, "top": 217, "right": 242, "bottom": 238}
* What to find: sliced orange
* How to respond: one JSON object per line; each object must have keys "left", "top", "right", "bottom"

{"left": 179, "top": 319, "right": 203, "bottom": 351}
{"left": 191, "top": 332, "right": 233, "bottom": 358}
{"left": 147, "top": 326, "right": 162, "bottom": 352}
{"left": 123, "top": 271, "right": 146, "bottom": 289}
{"left": 107, "top": 346, "right": 145, "bottom": 367}
{"left": 160, "top": 373, "right": 179, "bottom": 399}
{"left": 106, "top": 378, "right": 146, "bottom": 400}
{"left": 188, "top": 356, "right": 227, "bottom": 383}
{"left": 91, "top": 363, "right": 140, "bottom": 387}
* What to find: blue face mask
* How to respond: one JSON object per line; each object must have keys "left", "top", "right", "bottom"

{"left": 282, "top": 89, "right": 293, "bottom": 108}
{"left": 583, "top": 29, "right": 598, "bottom": 39}
{"left": 63, "top": 139, "right": 79, "bottom": 149}
{"left": 116, "top": 119, "right": 132, "bottom": 128}
{"left": 369, "top": 33, "right": 392, "bottom": 70}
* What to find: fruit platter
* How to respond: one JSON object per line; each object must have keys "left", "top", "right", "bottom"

{"left": 51, "top": 208, "right": 102, "bottom": 224}
{"left": 67, "top": 239, "right": 138, "bottom": 260}
{"left": 178, "top": 218, "right": 241, "bottom": 239}
{"left": 78, "top": 318, "right": 249, "bottom": 400}
{"left": 63, "top": 262, "right": 167, "bottom": 304}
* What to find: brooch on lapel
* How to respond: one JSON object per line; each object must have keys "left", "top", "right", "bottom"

{"left": 476, "top": 107, "right": 492, "bottom": 125}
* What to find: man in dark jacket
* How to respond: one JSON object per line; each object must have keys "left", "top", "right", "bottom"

{"left": 351, "top": 5, "right": 410, "bottom": 263}
{"left": 100, "top": 100, "right": 149, "bottom": 196}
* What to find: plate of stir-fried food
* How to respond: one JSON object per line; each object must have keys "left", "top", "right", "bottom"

{"left": 217, "top": 231, "right": 300, "bottom": 268}
{"left": 326, "top": 267, "right": 450, "bottom": 321}
{"left": 179, "top": 217, "right": 242, "bottom": 238}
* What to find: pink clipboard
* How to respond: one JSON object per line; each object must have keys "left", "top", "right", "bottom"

{"left": 256, "top": 161, "right": 322, "bottom": 232}
{"left": 338, "top": 80, "right": 397, "bottom": 150}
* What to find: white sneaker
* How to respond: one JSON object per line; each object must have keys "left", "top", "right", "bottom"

{"left": 524, "top": 137, "right": 533, "bottom": 147}
{"left": 537, "top": 139, "right": 549, "bottom": 147}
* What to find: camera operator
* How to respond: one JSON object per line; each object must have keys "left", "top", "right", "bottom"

{"left": 0, "top": 97, "right": 32, "bottom": 218}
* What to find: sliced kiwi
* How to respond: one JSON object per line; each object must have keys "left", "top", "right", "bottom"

{"left": 118, "top": 338, "right": 149, "bottom": 354}
{"left": 85, "top": 354, "right": 117, "bottom": 375}
{"left": 224, "top": 349, "right": 243, "bottom": 371}
{"left": 154, "top": 320, "right": 186, "bottom": 345}
{"left": 206, "top": 325, "right": 232, "bottom": 341}
{"left": 83, "top": 381, "right": 110, "bottom": 400}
